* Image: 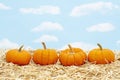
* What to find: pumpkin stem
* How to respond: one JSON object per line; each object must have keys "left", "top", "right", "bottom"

{"left": 68, "top": 44, "right": 74, "bottom": 53}
{"left": 19, "top": 45, "right": 24, "bottom": 52}
{"left": 97, "top": 43, "right": 102, "bottom": 50}
{"left": 42, "top": 42, "right": 47, "bottom": 49}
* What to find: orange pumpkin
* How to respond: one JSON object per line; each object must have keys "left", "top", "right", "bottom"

{"left": 88, "top": 43, "right": 115, "bottom": 64}
{"left": 59, "top": 44, "right": 87, "bottom": 66}
{"left": 6, "top": 45, "right": 31, "bottom": 65}
{"left": 33, "top": 42, "right": 58, "bottom": 65}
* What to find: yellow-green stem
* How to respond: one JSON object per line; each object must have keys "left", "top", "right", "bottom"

{"left": 68, "top": 44, "right": 74, "bottom": 53}
{"left": 97, "top": 43, "right": 102, "bottom": 50}
{"left": 42, "top": 42, "right": 47, "bottom": 49}
{"left": 19, "top": 45, "right": 24, "bottom": 52}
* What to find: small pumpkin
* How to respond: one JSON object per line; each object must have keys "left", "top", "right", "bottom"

{"left": 6, "top": 45, "right": 31, "bottom": 65}
{"left": 59, "top": 44, "right": 87, "bottom": 66}
{"left": 88, "top": 43, "right": 115, "bottom": 64}
{"left": 33, "top": 42, "right": 58, "bottom": 65}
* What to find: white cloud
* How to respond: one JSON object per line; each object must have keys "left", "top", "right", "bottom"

{"left": 0, "top": 38, "right": 19, "bottom": 49}
{"left": 20, "top": 5, "right": 60, "bottom": 15}
{"left": 34, "top": 35, "right": 58, "bottom": 43}
{"left": 86, "top": 23, "right": 115, "bottom": 32}
{"left": 70, "top": 2, "right": 119, "bottom": 16}
{"left": 32, "top": 21, "right": 63, "bottom": 32}
{"left": 0, "top": 3, "right": 11, "bottom": 10}
{"left": 0, "top": 38, "right": 32, "bottom": 50}
{"left": 60, "top": 42, "right": 96, "bottom": 51}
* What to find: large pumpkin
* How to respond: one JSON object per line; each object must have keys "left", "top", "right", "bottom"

{"left": 59, "top": 44, "right": 87, "bottom": 66}
{"left": 88, "top": 43, "right": 115, "bottom": 64}
{"left": 6, "top": 45, "right": 31, "bottom": 65}
{"left": 33, "top": 42, "right": 58, "bottom": 65}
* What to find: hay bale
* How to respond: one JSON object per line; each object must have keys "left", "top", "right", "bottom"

{"left": 0, "top": 49, "right": 120, "bottom": 80}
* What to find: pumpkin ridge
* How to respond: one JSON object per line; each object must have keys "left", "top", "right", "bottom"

{"left": 73, "top": 53, "right": 75, "bottom": 65}
{"left": 77, "top": 52, "right": 84, "bottom": 65}
{"left": 102, "top": 50, "right": 109, "bottom": 64}
{"left": 41, "top": 50, "right": 43, "bottom": 65}
{"left": 103, "top": 50, "right": 110, "bottom": 63}
{"left": 67, "top": 44, "right": 73, "bottom": 66}
{"left": 45, "top": 50, "right": 49, "bottom": 65}
{"left": 60, "top": 52, "right": 67, "bottom": 65}
{"left": 66, "top": 52, "right": 69, "bottom": 66}
{"left": 94, "top": 50, "right": 98, "bottom": 64}
{"left": 102, "top": 50, "right": 107, "bottom": 64}
{"left": 99, "top": 50, "right": 103, "bottom": 64}
{"left": 47, "top": 50, "right": 50, "bottom": 64}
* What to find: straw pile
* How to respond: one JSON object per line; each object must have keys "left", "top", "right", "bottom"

{"left": 0, "top": 49, "right": 120, "bottom": 80}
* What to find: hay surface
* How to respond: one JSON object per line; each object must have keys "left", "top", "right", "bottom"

{"left": 0, "top": 49, "right": 120, "bottom": 80}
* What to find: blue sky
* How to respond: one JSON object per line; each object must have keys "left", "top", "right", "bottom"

{"left": 0, "top": 0, "right": 120, "bottom": 50}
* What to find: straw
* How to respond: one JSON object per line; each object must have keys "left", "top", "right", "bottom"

{"left": 0, "top": 49, "right": 120, "bottom": 80}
